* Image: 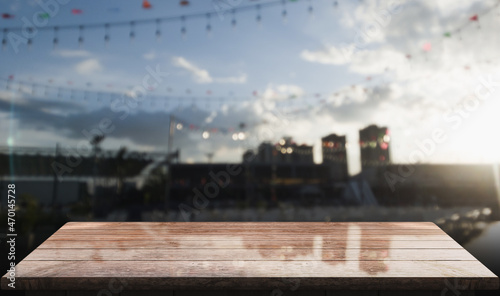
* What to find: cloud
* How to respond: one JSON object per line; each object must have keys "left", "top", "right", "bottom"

{"left": 301, "top": 45, "right": 349, "bottom": 65}
{"left": 261, "top": 84, "right": 306, "bottom": 101}
{"left": 53, "top": 49, "right": 91, "bottom": 58}
{"left": 143, "top": 50, "right": 157, "bottom": 60}
{"left": 75, "top": 58, "right": 103, "bottom": 75}
{"left": 172, "top": 56, "right": 247, "bottom": 84}
{"left": 214, "top": 73, "right": 247, "bottom": 84}
{"left": 172, "top": 56, "right": 213, "bottom": 83}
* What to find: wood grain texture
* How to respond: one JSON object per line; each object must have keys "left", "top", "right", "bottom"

{"left": 1, "top": 222, "right": 498, "bottom": 291}
{"left": 36, "top": 239, "right": 464, "bottom": 249}
{"left": 24, "top": 248, "right": 476, "bottom": 261}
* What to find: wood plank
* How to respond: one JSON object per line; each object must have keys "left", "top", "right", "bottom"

{"left": 60, "top": 222, "right": 439, "bottom": 230}
{"left": 53, "top": 229, "right": 446, "bottom": 235}
{"left": 23, "top": 248, "right": 476, "bottom": 261}
{"left": 2, "top": 260, "right": 498, "bottom": 290}
{"left": 1, "top": 222, "right": 496, "bottom": 292}
{"left": 36, "top": 239, "right": 464, "bottom": 249}
{"left": 45, "top": 234, "right": 453, "bottom": 241}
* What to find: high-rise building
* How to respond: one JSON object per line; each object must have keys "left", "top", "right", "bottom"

{"left": 359, "top": 125, "right": 390, "bottom": 168}
{"left": 255, "top": 137, "right": 313, "bottom": 163}
{"left": 322, "top": 133, "right": 347, "bottom": 164}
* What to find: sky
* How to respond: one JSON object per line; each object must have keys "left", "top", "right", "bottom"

{"left": 1, "top": 0, "right": 500, "bottom": 175}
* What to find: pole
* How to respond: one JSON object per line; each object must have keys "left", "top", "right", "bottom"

{"left": 167, "top": 115, "right": 175, "bottom": 157}
{"left": 493, "top": 164, "right": 500, "bottom": 220}
{"left": 51, "top": 143, "right": 59, "bottom": 210}
{"left": 164, "top": 115, "right": 175, "bottom": 215}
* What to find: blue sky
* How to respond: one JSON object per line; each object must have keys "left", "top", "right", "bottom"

{"left": 1, "top": 0, "right": 500, "bottom": 175}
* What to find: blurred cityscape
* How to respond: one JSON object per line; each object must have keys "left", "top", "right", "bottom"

{"left": 2, "top": 124, "right": 499, "bottom": 226}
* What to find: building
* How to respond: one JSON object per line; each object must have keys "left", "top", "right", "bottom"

{"left": 255, "top": 137, "right": 313, "bottom": 164}
{"left": 322, "top": 133, "right": 347, "bottom": 164}
{"left": 358, "top": 164, "right": 500, "bottom": 218}
{"left": 168, "top": 162, "right": 348, "bottom": 208}
{"left": 359, "top": 125, "right": 390, "bottom": 168}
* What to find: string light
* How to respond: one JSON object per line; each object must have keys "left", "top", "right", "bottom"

{"left": 1, "top": 29, "right": 7, "bottom": 51}
{"left": 0, "top": 0, "right": 494, "bottom": 52}
{"left": 104, "top": 23, "right": 110, "bottom": 47}
{"left": 281, "top": 0, "right": 287, "bottom": 23}
{"left": 181, "top": 16, "right": 187, "bottom": 39}
{"left": 52, "top": 26, "right": 59, "bottom": 50}
{"left": 308, "top": 0, "right": 314, "bottom": 18}
{"left": 205, "top": 13, "right": 212, "bottom": 36}
{"left": 155, "top": 19, "right": 161, "bottom": 41}
{"left": 231, "top": 9, "right": 237, "bottom": 29}
{"left": 78, "top": 25, "right": 84, "bottom": 48}
{"left": 129, "top": 21, "right": 135, "bottom": 42}
{"left": 256, "top": 4, "right": 262, "bottom": 26}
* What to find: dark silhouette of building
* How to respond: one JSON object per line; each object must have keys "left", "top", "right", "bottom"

{"left": 321, "top": 133, "right": 348, "bottom": 180}
{"left": 322, "top": 133, "right": 347, "bottom": 164}
{"left": 168, "top": 161, "right": 348, "bottom": 208}
{"left": 359, "top": 125, "right": 390, "bottom": 169}
{"left": 242, "top": 149, "right": 256, "bottom": 163}
{"left": 358, "top": 164, "right": 500, "bottom": 218}
{"left": 256, "top": 137, "right": 313, "bottom": 164}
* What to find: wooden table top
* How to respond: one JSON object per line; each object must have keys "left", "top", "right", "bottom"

{"left": 1, "top": 222, "right": 498, "bottom": 291}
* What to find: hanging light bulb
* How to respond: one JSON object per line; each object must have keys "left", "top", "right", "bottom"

{"left": 104, "top": 23, "right": 110, "bottom": 47}
{"left": 308, "top": 3, "right": 314, "bottom": 18}
{"left": 281, "top": 0, "right": 287, "bottom": 23}
{"left": 181, "top": 16, "right": 186, "bottom": 39}
{"left": 129, "top": 21, "right": 135, "bottom": 42}
{"left": 206, "top": 13, "right": 212, "bottom": 37}
{"left": 155, "top": 19, "right": 161, "bottom": 41}
{"left": 231, "top": 9, "right": 237, "bottom": 29}
{"left": 52, "top": 26, "right": 59, "bottom": 50}
{"left": 256, "top": 5, "right": 261, "bottom": 26}
{"left": 202, "top": 131, "right": 210, "bottom": 139}
{"left": 78, "top": 25, "right": 84, "bottom": 48}
{"left": 2, "top": 29, "right": 8, "bottom": 51}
